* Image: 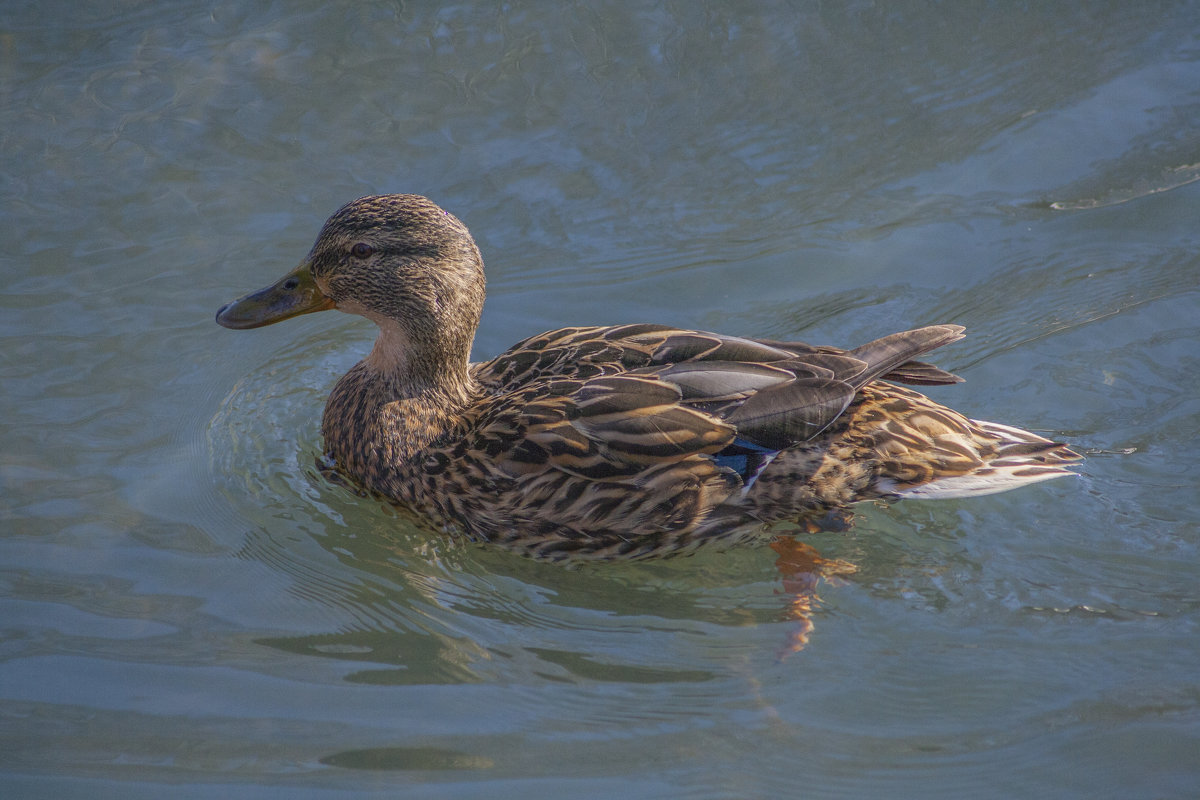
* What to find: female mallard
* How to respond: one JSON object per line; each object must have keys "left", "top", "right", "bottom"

{"left": 216, "top": 194, "right": 1079, "bottom": 561}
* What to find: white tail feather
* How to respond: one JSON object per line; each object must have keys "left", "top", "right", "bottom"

{"left": 887, "top": 464, "right": 1075, "bottom": 500}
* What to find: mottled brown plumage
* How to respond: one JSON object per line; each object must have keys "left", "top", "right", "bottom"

{"left": 217, "top": 194, "right": 1080, "bottom": 561}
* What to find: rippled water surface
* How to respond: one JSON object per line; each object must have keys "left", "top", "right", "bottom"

{"left": 4, "top": 2, "right": 1200, "bottom": 797}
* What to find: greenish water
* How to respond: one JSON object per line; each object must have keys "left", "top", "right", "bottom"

{"left": 4, "top": 2, "right": 1200, "bottom": 797}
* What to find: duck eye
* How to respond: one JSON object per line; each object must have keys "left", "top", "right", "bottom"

{"left": 350, "top": 242, "right": 374, "bottom": 259}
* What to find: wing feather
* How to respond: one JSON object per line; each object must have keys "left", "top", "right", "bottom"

{"left": 724, "top": 377, "right": 856, "bottom": 448}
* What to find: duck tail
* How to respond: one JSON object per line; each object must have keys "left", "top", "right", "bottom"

{"left": 886, "top": 419, "right": 1082, "bottom": 500}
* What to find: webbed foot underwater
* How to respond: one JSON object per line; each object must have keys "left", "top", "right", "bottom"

{"left": 216, "top": 194, "right": 1080, "bottom": 561}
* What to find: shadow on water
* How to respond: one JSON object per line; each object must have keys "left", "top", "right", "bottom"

{"left": 321, "top": 745, "right": 494, "bottom": 771}
{"left": 239, "top": 487, "right": 856, "bottom": 685}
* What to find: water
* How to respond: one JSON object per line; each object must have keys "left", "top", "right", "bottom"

{"left": 3, "top": 2, "right": 1200, "bottom": 797}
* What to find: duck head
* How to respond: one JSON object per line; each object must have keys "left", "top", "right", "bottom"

{"left": 216, "top": 194, "right": 487, "bottom": 384}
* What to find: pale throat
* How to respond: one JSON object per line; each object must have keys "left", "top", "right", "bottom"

{"left": 363, "top": 320, "right": 414, "bottom": 376}
{"left": 362, "top": 319, "right": 474, "bottom": 403}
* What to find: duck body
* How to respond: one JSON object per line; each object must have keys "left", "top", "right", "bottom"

{"left": 217, "top": 195, "right": 1080, "bottom": 561}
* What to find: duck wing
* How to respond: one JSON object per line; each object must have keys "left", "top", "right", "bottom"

{"left": 473, "top": 323, "right": 967, "bottom": 482}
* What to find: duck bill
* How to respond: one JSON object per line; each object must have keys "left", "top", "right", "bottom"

{"left": 215, "top": 261, "right": 335, "bottom": 330}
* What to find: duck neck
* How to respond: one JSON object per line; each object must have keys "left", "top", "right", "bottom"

{"left": 363, "top": 321, "right": 475, "bottom": 403}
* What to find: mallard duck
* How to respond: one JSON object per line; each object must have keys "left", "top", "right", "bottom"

{"left": 216, "top": 194, "right": 1080, "bottom": 561}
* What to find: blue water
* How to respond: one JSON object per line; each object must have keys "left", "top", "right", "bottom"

{"left": 3, "top": 3, "right": 1199, "bottom": 797}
